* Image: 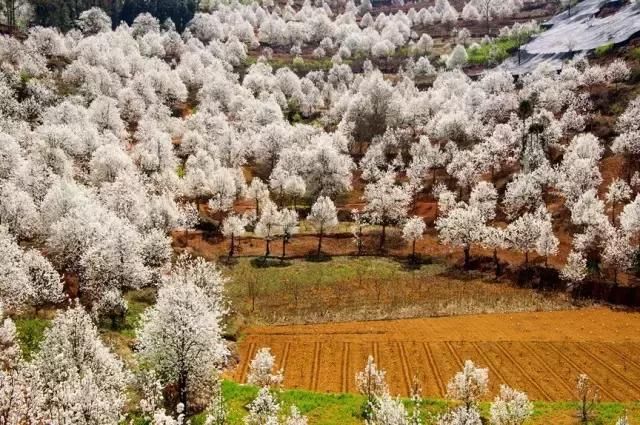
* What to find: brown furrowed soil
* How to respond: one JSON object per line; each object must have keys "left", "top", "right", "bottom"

{"left": 232, "top": 308, "right": 640, "bottom": 401}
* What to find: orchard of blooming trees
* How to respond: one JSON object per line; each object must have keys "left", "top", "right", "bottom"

{"left": 0, "top": 0, "right": 638, "bottom": 421}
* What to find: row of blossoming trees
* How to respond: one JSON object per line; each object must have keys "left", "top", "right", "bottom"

{"left": 241, "top": 344, "right": 631, "bottom": 425}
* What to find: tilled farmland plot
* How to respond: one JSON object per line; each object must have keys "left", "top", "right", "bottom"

{"left": 233, "top": 308, "right": 640, "bottom": 401}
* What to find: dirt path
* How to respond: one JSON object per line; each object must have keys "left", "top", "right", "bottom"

{"left": 232, "top": 308, "right": 640, "bottom": 401}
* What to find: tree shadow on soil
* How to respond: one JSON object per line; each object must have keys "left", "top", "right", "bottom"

{"left": 396, "top": 255, "right": 434, "bottom": 271}
{"left": 304, "top": 251, "right": 332, "bottom": 262}
{"left": 250, "top": 257, "right": 293, "bottom": 268}
{"left": 218, "top": 256, "right": 239, "bottom": 266}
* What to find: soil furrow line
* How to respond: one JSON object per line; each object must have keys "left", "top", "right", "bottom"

{"left": 574, "top": 342, "right": 640, "bottom": 397}
{"left": 522, "top": 342, "right": 574, "bottom": 396}
{"left": 398, "top": 342, "right": 412, "bottom": 395}
{"left": 280, "top": 342, "right": 291, "bottom": 372}
{"left": 601, "top": 343, "right": 640, "bottom": 372}
{"left": 239, "top": 342, "right": 256, "bottom": 383}
{"left": 471, "top": 342, "right": 510, "bottom": 388}
{"left": 423, "top": 342, "right": 446, "bottom": 397}
{"left": 495, "top": 342, "right": 552, "bottom": 401}
{"left": 341, "top": 342, "right": 350, "bottom": 393}
{"left": 311, "top": 342, "right": 321, "bottom": 390}
{"left": 445, "top": 341, "right": 463, "bottom": 369}
{"left": 547, "top": 343, "right": 617, "bottom": 401}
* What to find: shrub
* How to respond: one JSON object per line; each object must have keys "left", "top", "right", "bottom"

{"left": 595, "top": 42, "right": 614, "bottom": 57}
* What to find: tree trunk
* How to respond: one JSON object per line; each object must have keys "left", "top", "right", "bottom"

{"left": 7, "top": 0, "right": 15, "bottom": 28}
{"left": 282, "top": 237, "right": 287, "bottom": 260}
{"left": 463, "top": 245, "right": 470, "bottom": 270}
{"left": 178, "top": 371, "right": 188, "bottom": 415}
{"left": 611, "top": 201, "right": 616, "bottom": 224}
{"left": 379, "top": 223, "right": 386, "bottom": 250}
{"left": 228, "top": 234, "right": 235, "bottom": 260}
{"left": 265, "top": 238, "right": 270, "bottom": 257}
{"left": 317, "top": 227, "right": 323, "bottom": 256}
{"left": 485, "top": 12, "right": 490, "bottom": 35}
{"left": 412, "top": 240, "right": 416, "bottom": 261}
{"left": 493, "top": 248, "right": 500, "bottom": 278}
{"left": 518, "top": 47, "right": 521, "bottom": 65}
{"left": 525, "top": 250, "right": 529, "bottom": 265}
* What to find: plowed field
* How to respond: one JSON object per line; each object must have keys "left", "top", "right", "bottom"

{"left": 233, "top": 308, "right": 640, "bottom": 401}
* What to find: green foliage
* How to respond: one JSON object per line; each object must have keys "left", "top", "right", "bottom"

{"left": 124, "top": 415, "right": 148, "bottom": 425}
{"left": 291, "top": 112, "right": 302, "bottom": 123}
{"left": 610, "top": 102, "right": 626, "bottom": 116}
{"left": 286, "top": 98, "right": 302, "bottom": 124}
{"left": 631, "top": 47, "right": 640, "bottom": 61}
{"left": 280, "top": 57, "right": 336, "bottom": 73}
{"left": 99, "top": 289, "right": 154, "bottom": 339}
{"left": 595, "top": 42, "right": 615, "bottom": 57}
{"left": 117, "top": 289, "right": 155, "bottom": 338}
{"left": 19, "top": 71, "right": 32, "bottom": 86}
{"left": 14, "top": 317, "right": 50, "bottom": 360}
{"left": 392, "top": 46, "right": 413, "bottom": 58}
{"left": 176, "top": 164, "right": 186, "bottom": 178}
{"left": 467, "top": 37, "right": 520, "bottom": 65}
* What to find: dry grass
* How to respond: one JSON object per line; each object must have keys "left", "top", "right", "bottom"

{"left": 222, "top": 257, "right": 574, "bottom": 326}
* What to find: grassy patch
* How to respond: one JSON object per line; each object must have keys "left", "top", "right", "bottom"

{"left": 119, "top": 288, "right": 156, "bottom": 338}
{"left": 392, "top": 46, "right": 414, "bottom": 58}
{"left": 260, "top": 57, "right": 336, "bottom": 73}
{"left": 224, "top": 256, "right": 445, "bottom": 300}
{"left": 176, "top": 164, "right": 186, "bottom": 178}
{"left": 530, "top": 400, "right": 640, "bottom": 424}
{"left": 14, "top": 317, "right": 49, "bottom": 359}
{"left": 467, "top": 37, "right": 520, "bottom": 65}
{"left": 595, "top": 42, "right": 615, "bottom": 57}
{"left": 99, "top": 288, "right": 156, "bottom": 362}
{"left": 243, "top": 55, "right": 352, "bottom": 74}
{"left": 187, "top": 381, "right": 640, "bottom": 425}
{"left": 192, "top": 381, "right": 422, "bottom": 425}
{"left": 219, "top": 254, "right": 570, "bottom": 327}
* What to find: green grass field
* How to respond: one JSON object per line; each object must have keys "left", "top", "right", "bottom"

{"left": 189, "top": 381, "right": 640, "bottom": 425}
